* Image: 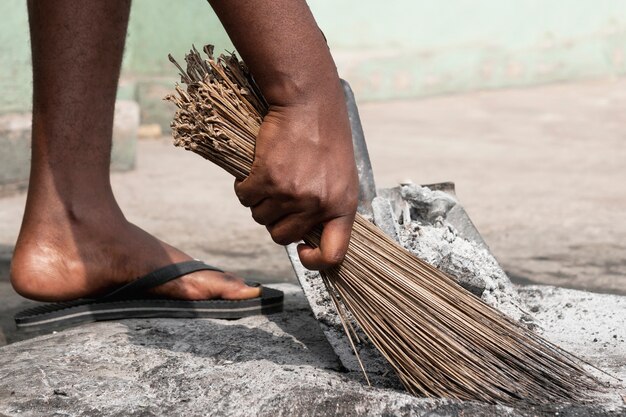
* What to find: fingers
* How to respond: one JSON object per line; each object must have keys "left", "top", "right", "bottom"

{"left": 297, "top": 214, "right": 355, "bottom": 270}
{"left": 266, "top": 212, "right": 320, "bottom": 246}
{"left": 249, "top": 198, "right": 297, "bottom": 226}
{"left": 234, "top": 177, "right": 265, "bottom": 207}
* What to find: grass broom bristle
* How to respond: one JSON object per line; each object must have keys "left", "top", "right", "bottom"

{"left": 166, "top": 45, "right": 599, "bottom": 405}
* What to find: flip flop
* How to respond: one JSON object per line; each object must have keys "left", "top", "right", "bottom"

{"left": 14, "top": 260, "right": 283, "bottom": 330}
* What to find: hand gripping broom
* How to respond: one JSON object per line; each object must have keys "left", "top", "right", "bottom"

{"left": 166, "top": 45, "right": 598, "bottom": 405}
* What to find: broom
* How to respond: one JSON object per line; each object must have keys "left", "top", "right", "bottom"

{"left": 166, "top": 45, "right": 599, "bottom": 405}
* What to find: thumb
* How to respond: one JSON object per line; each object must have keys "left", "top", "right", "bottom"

{"left": 297, "top": 214, "right": 354, "bottom": 270}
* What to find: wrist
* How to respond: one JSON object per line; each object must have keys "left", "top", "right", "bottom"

{"left": 259, "top": 64, "right": 343, "bottom": 107}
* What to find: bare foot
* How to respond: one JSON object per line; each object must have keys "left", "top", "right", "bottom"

{"left": 10, "top": 204, "right": 261, "bottom": 302}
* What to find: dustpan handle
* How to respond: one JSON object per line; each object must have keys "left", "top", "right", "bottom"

{"left": 341, "top": 79, "right": 377, "bottom": 220}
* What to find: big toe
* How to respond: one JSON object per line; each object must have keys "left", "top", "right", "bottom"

{"left": 152, "top": 269, "right": 262, "bottom": 301}
{"left": 212, "top": 272, "right": 262, "bottom": 300}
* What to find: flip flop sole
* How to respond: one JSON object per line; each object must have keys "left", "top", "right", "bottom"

{"left": 15, "top": 287, "right": 283, "bottom": 330}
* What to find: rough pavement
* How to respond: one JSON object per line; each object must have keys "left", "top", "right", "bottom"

{"left": 0, "top": 284, "right": 624, "bottom": 417}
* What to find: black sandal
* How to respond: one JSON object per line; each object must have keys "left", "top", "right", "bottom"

{"left": 14, "top": 260, "right": 283, "bottom": 330}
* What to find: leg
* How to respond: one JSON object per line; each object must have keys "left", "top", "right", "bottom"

{"left": 11, "top": 0, "right": 259, "bottom": 302}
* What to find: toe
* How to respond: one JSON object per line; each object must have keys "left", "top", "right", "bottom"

{"left": 218, "top": 273, "right": 262, "bottom": 300}
{"left": 147, "top": 268, "right": 262, "bottom": 301}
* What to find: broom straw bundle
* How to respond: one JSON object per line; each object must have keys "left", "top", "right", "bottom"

{"left": 167, "top": 45, "right": 598, "bottom": 405}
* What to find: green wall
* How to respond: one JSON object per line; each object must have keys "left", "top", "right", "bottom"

{"left": 0, "top": 1, "right": 31, "bottom": 114}
{"left": 3, "top": 0, "right": 626, "bottom": 114}
{"left": 123, "top": 1, "right": 233, "bottom": 76}
{"left": 310, "top": 0, "right": 626, "bottom": 99}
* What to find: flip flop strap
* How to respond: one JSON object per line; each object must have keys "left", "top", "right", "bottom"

{"left": 101, "top": 260, "right": 223, "bottom": 300}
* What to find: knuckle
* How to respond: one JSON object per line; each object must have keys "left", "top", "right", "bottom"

{"left": 299, "top": 189, "right": 324, "bottom": 214}
{"left": 270, "top": 231, "right": 292, "bottom": 246}
{"left": 269, "top": 224, "right": 299, "bottom": 246}
{"left": 264, "top": 168, "right": 283, "bottom": 188}
{"left": 237, "top": 194, "right": 249, "bottom": 206}
{"left": 337, "top": 186, "right": 358, "bottom": 213}
{"left": 235, "top": 188, "right": 252, "bottom": 207}
{"left": 322, "top": 249, "right": 346, "bottom": 266}
{"left": 274, "top": 180, "right": 297, "bottom": 200}
{"left": 310, "top": 192, "right": 324, "bottom": 210}
{"left": 250, "top": 209, "right": 266, "bottom": 225}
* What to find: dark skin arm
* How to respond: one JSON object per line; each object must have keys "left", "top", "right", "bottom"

{"left": 208, "top": 0, "right": 359, "bottom": 270}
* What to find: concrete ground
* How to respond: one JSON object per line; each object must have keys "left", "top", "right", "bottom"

{"left": 0, "top": 78, "right": 625, "bottom": 345}
{"left": 0, "top": 284, "right": 624, "bottom": 417}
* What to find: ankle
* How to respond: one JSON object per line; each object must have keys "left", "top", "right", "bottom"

{"left": 23, "top": 179, "right": 124, "bottom": 227}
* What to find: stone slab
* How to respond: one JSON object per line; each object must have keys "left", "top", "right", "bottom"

{"left": 0, "top": 284, "right": 623, "bottom": 417}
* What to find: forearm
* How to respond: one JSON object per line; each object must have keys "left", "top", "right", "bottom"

{"left": 208, "top": 0, "right": 341, "bottom": 105}
{"left": 211, "top": 0, "right": 357, "bottom": 269}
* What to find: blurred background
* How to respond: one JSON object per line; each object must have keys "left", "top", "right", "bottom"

{"left": 0, "top": 1, "right": 624, "bottom": 343}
